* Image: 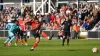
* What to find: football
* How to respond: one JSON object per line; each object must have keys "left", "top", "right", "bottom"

{"left": 92, "top": 47, "right": 98, "bottom": 53}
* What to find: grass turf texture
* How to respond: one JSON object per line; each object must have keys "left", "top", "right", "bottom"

{"left": 0, "top": 38, "right": 100, "bottom": 56}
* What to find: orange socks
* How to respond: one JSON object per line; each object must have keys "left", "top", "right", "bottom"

{"left": 20, "top": 37, "right": 23, "bottom": 44}
{"left": 33, "top": 42, "right": 38, "bottom": 48}
{"left": 16, "top": 36, "right": 18, "bottom": 43}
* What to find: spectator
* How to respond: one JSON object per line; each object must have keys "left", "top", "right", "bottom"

{"left": 57, "top": 30, "right": 63, "bottom": 39}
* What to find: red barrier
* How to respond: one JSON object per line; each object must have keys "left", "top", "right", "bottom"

{"left": 42, "top": 31, "right": 49, "bottom": 39}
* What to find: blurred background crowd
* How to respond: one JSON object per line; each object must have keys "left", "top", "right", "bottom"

{"left": 0, "top": 2, "right": 100, "bottom": 32}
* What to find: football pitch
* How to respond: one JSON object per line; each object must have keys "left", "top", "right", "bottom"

{"left": 0, "top": 38, "right": 100, "bottom": 56}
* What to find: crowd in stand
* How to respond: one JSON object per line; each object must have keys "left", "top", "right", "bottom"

{"left": 0, "top": 2, "right": 100, "bottom": 32}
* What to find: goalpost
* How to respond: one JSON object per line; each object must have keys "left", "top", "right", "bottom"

{"left": 32, "top": 0, "right": 56, "bottom": 15}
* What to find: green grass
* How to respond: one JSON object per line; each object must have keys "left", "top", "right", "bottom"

{"left": 0, "top": 38, "right": 100, "bottom": 56}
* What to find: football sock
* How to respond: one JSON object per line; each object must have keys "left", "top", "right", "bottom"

{"left": 33, "top": 42, "right": 38, "bottom": 48}
{"left": 24, "top": 38, "right": 27, "bottom": 43}
{"left": 62, "top": 38, "right": 65, "bottom": 45}
{"left": 20, "top": 37, "right": 23, "bottom": 44}
{"left": 67, "top": 39, "right": 69, "bottom": 45}
{"left": 16, "top": 36, "right": 18, "bottom": 43}
{"left": 31, "top": 47, "right": 34, "bottom": 49}
{"left": 4, "top": 38, "right": 10, "bottom": 43}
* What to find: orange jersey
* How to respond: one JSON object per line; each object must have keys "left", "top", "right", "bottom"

{"left": 18, "top": 20, "right": 25, "bottom": 31}
{"left": 73, "top": 24, "right": 79, "bottom": 32}
{"left": 31, "top": 20, "right": 41, "bottom": 30}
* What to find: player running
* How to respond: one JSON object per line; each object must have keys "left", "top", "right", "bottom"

{"left": 30, "top": 19, "right": 41, "bottom": 51}
{"left": 15, "top": 16, "right": 27, "bottom": 46}
{"left": 4, "top": 20, "right": 20, "bottom": 46}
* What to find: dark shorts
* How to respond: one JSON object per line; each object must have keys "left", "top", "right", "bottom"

{"left": 19, "top": 31, "right": 27, "bottom": 38}
{"left": 31, "top": 30, "right": 40, "bottom": 38}
{"left": 63, "top": 31, "right": 70, "bottom": 37}
{"left": 14, "top": 28, "right": 20, "bottom": 35}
